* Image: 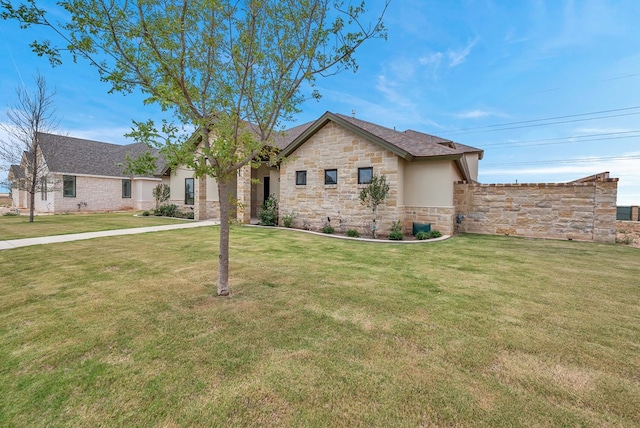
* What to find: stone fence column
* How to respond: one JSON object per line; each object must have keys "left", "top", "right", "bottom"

{"left": 194, "top": 176, "right": 207, "bottom": 220}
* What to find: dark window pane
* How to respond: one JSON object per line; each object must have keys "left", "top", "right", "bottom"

{"left": 185, "top": 178, "right": 194, "bottom": 205}
{"left": 358, "top": 167, "right": 373, "bottom": 184}
{"left": 63, "top": 175, "right": 76, "bottom": 197}
{"left": 324, "top": 169, "right": 337, "bottom": 185}
{"left": 122, "top": 179, "right": 132, "bottom": 198}
{"left": 296, "top": 170, "right": 307, "bottom": 185}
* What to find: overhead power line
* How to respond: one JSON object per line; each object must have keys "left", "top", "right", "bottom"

{"left": 482, "top": 154, "right": 640, "bottom": 167}
{"left": 480, "top": 130, "right": 640, "bottom": 149}
{"left": 441, "top": 106, "right": 640, "bottom": 137}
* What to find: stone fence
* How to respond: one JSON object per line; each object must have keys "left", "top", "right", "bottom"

{"left": 616, "top": 221, "right": 640, "bottom": 247}
{"left": 454, "top": 173, "right": 618, "bottom": 243}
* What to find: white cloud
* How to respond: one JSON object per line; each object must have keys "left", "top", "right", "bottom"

{"left": 454, "top": 109, "right": 506, "bottom": 119}
{"left": 416, "top": 37, "right": 479, "bottom": 80}
{"left": 375, "top": 74, "right": 414, "bottom": 108}
{"left": 417, "top": 52, "right": 443, "bottom": 80}
{"left": 418, "top": 52, "right": 443, "bottom": 66}
{"left": 447, "top": 37, "right": 479, "bottom": 67}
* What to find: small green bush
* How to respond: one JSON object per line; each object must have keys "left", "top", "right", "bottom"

{"left": 142, "top": 211, "right": 150, "bottom": 216}
{"left": 346, "top": 229, "right": 360, "bottom": 238}
{"left": 388, "top": 231, "right": 403, "bottom": 240}
{"left": 322, "top": 225, "right": 335, "bottom": 234}
{"left": 388, "top": 220, "right": 403, "bottom": 240}
{"left": 258, "top": 195, "right": 278, "bottom": 226}
{"left": 3, "top": 211, "right": 19, "bottom": 217}
{"left": 415, "top": 231, "right": 429, "bottom": 240}
{"left": 154, "top": 204, "right": 180, "bottom": 217}
{"left": 282, "top": 211, "right": 297, "bottom": 228}
{"left": 427, "top": 230, "right": 442, "bottom": 238}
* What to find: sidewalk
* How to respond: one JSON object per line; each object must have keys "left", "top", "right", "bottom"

{"left": 0, "top": 220, "right": 220, "bottom": 251}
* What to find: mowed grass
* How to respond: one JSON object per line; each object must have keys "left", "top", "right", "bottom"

{"left": 0, "top": 227, "right": 638, "bottom": 427}
{"left": 0, "top": 212, "right": 188, "bottom": 240}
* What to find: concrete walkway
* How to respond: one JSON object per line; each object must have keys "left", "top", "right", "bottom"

{"left": 0, "top": 220, "right": 220, "bottom": 251}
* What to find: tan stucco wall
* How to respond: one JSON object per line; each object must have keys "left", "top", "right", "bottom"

{"left": 465, "top": 153, "right": 479, "bottom": 182}
{"left": 454, "top": 180, "right": 618, "bottom": 243}
{"left": 167, "top": 166, "right": 194, "bottom": 206}
{"left": 279, "top": 121, "right": 401, "bottom": 234}
{"left": 132, "top": 177, "right": 161, "bottom": 210}
{"left": 403, "top": 159, "right": 456, "bottom": 207}
{"left": 205, "top": 176, "right": 219, "bottom": 201}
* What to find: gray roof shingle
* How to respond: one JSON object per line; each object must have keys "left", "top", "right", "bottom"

{"left": 9, "top": 164, "right": 25, "bottom": 180}
{"left": 279, "top": 111, "right": 483, "bottom": 160}
{"left": 38, "top": 133, "right": 162, "bottom": 177}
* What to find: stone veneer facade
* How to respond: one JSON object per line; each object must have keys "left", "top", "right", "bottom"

{"left": 279, "top": 122, "right": 402, "bottom": 235}
{"left": 616, "top": 220, "right": 640, "bottom": 247}
{"left": 401, "top": 206, "right": 455, "bottom": 236}
{"left": 454, "top": 179, "right": 618, "bottom": 243}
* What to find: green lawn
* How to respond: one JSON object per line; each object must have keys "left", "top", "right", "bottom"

{"left": 0, "top": 212, "right": 188, "bottom": 240}
{"left": 1, "top": 227, "right": 638, "bottom": 427}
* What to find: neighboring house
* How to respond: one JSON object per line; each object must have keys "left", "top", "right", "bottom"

{"left": 164, "top": 111, "right": 483, "bottom": 235}
{"left": 8, "top": 133, "right": 161, "bottom": 213}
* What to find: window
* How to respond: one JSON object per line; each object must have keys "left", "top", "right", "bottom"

{"left": 63, "top": 175, "right": 76, "bottom": 197}
{"left": 185, "top": 178, "right": 194, "bottom": 205}
{"left": 324, "top": 169, "right": 337, "bottom": 185}
{"left": 41, "top": 176, "right": 48, "bottom": 201}
{"left": 358, "top": 167, "right": 373, "bottom": 184}
{"left": 295, "top": 170, "right": 307, "bottom": 185}
{"left": 122, "top": 179, "right": 132, "bottom": 198}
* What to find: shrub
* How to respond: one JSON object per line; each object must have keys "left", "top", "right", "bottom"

{"left": 390, "top": 220, "right": 403, "bottom": 233}
{"left": 258, "top": 194, "right": 278, "bottom": 226}
{"left": 142, "top": 210, "right": 150, "bottom": 216}
{"left": 388, "top": 231, "right": 403, "bottom": 240}
{"left": 185, "top": 211, "right": 195, "bottom": 220}
{"left": 346, "top": 229, "right": 360, "bottom": 238}
{"left": 415, "top": 231, "right": 429, "bottom": 240}
{"left": 152, "top": 183, "right": 170, "bottom": 208}
{"left": 427, "top": 230, "right": 442, "bottom": 239}
{"left": 322, "top": 225, "right": 335, "bottom": 234}
{"left": 282, "top": 211, "right": 297, "bottom": 228}
{"left": 2, "top": 211, "right": 19, "bottom": 217}
{"left": 153, "top": 204, "right": 181, "bottom": 217}
{"left": 161, "top": 204, "right": 180, "bottom": 217}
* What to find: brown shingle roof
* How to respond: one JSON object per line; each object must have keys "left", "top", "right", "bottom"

{"left": 279, "top": 111, "right": 483, "bottom": 160}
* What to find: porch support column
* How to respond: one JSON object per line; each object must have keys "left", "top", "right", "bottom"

{"left": 194, "top": 176, "right": 207, "bottom": 220}
{"left": 236, "top": 165, "right": 252, "bottom": 224}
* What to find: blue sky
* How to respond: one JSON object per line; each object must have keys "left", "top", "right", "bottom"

{"left": 1, "top": 0, "right": 639, "bottom": 204}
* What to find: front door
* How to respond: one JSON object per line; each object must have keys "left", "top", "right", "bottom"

{"left": 263, "top": 177, "right": 270, "bottom": 203}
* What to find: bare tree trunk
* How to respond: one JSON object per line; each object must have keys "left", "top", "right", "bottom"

{"left": 217, "top": 176, "right": 231, "bottom": 296}
{"left": 28, "top": 152, "right": 37, "bottom": 223}
{"left": 372, "top": 207, "right": 378, "bottom": 239}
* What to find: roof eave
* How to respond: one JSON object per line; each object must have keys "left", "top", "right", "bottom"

{"left": 412, "top": 153, "right": 472, "bottom": 181}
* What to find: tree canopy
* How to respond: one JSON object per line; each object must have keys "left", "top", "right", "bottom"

{"left": 1, "top": 0, "right": 389, "bottom": 294}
